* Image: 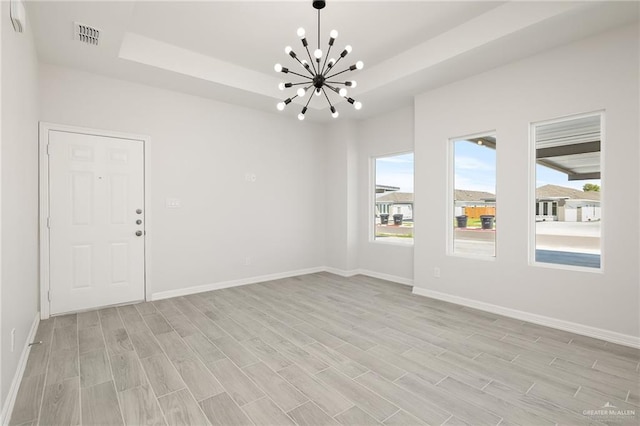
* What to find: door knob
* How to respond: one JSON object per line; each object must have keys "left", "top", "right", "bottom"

{"left": 136, "top": 209, "right": 142, "bottom": 214}
{"left": 136, "top": 219, "right": 142, "bottom": 225}
{"left": 135, "top": 230, "right": 143, "bottom": 236}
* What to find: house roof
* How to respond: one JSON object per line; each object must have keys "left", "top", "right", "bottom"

{"left": 374, "top": 186, "right": 599, "bottom": 203}
{"left": 377, "top": 190, "right": 496, "bottom": 203}
{"left": 454, "top": 190, "right": 495, "bottom": 202}
{"left": 536, "top": 184, "right": 600, "bottom": 201}
{"left": 376, "top": 184, "right": 400, "bottom": 194}
{"left": 376, "top": 192, "right": 413, "bottom": 203}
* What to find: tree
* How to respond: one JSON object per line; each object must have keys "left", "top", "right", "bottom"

{"left": 583, "top": 183, "right": 600, "bottom": 192}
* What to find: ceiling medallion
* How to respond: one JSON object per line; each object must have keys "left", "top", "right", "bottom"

{"left": 274, "top": 0, "right": 363, "bottom": 120}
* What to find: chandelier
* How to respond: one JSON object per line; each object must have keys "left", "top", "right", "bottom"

{"left": 274, "top": 0, "right": 363, "bottom": 120}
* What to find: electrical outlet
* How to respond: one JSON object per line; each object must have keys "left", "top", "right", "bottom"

{"left": 11, "top": 328, "right": 16, "bottom": 352}
{"left": 244, "top": 257, "right": 251, "bottom": 266}
{"left": 434, "top": 267, "right": 441, "bottom": 278}
{"left": 244, "top": 173, "right": 257, "bottom": 182}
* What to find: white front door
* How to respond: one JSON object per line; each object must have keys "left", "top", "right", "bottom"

{"left": 48, "top": 130, "right": 145, "bottom": 315}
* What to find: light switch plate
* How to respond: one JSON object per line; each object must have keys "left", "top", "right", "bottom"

{"left": 166, "top": 198, "right": 181, "bottom": 208}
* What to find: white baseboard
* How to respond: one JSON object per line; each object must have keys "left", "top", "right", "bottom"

{"left": 152, "top": 266, "right": 413, "bottom": 301}
{"left": 151, "top": 267, "right": 326, "bottom": 301}
{"left": 356, "top": 269, "right": 414, "bottom": 287}
{"left": 323, "top": 267, "right": 413, "bottom": 286}
{"left": 152, "top": 265, "right": 637, "bottom": 348}
{"left": 1, "top": 312, "right": 40, "bottom": 425}
{"left": 323, "top": 267, "right": 359, "bottom": 277}
{"left": 412, "top": 287, "right": 640, "bottom": 349}
{"left": 152, "top": 266, "right": 638, "bottom": 348}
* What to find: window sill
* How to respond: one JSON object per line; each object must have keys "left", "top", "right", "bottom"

{"left": 531, "top": 261, "right": 603, "bottom": 274}
{"left": 447, "top": 252, "right": 496, "bottom": 261}
{"left": 370, "top": 239, "right": 414, "bottom": 247}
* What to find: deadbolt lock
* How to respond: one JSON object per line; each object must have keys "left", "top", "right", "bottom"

{"left": 135, "top": 230, "right": 143, "bottom": 237}
{"left": 136, "top": 219, "right": 142, "bottom": 225}
{"left": 136, "top": 209, "right": 142, "bottom": 214}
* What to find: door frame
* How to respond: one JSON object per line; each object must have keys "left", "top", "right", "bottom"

{"left": 39, "top": 122, "right": 151, "bottom": 319}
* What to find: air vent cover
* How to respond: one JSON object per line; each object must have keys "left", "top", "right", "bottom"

{"left": 74, "top": 22, "right": 100, "bottom": 46}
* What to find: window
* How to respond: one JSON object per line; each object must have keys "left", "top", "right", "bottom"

{"left": 450, "top": 134, "right": 496, "bottom": 257}
{"left": 373, "top": 153, "right": 414, "bottom": 243}
{"left": 532, "top": 112, "right": 602, "bottom": 269}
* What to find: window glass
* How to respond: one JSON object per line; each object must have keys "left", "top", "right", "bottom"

{"left": 451, "top": 135, "right": 496, "bottom": 257}
{"left": 533, "top": 113, "right": 602, "bottom": 269}
{"left": 374, "top": 153, "right": 414, "bottom": 243}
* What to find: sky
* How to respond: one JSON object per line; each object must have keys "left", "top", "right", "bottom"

{"left": 454, "top": 141, "right": 496, "bottom": 193}
{"left": 375, "top": 144, "right": 600, "bottom": 194}
{"left": 455, "top": 141, "right": 601, "bottom": 192}
{"left": 376, "top": 152, "right": 414, "bottom": 192}
{"left": 536, "top": 165, "right": 600, "bottom": 191}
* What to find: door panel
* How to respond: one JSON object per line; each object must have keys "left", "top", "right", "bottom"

{"left": 109, "top": 174, "right": 128, "bottom": 224}
{"left": 71, "top": 245, "right": 92, "bottom": 289}
{"left": 110, "top": 242, "right": 129, "bottom": 284}
{"left": 71, "top": 172, "right": 93, "bottom": 225}
{"left": 49, "top": 130, "right": 144, "bottom": 315}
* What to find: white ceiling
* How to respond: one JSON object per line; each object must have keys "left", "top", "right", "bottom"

{"left": 27, "top": 1, "right": 639, "bottom": 122}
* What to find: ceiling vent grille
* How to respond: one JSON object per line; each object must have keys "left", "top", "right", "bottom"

{"left": 74, "top": 22, "right": 100, "bottom": 46}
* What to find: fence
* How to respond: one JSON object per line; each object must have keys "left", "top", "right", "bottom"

{"left": 463, "top": 206, "right": 496, "bottom": 219}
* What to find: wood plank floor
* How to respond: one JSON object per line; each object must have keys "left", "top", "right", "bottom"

{"left": 9, "top": 273, "right": 640, "bottom": 425}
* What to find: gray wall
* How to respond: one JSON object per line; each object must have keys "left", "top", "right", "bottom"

{"left": 1, "top": 1, "right": 40, "bottom": 406}
{"left": 414, "top": 24, "right": 639, "bottom": 338}
{"left": 356, "top": 106, "right": 414, "bottom": 281}
{"left": 39, "top": 64, "right": 327, "bottom": 298}
{"left": 324, "top": 120, "right": 359, "bottom": 273}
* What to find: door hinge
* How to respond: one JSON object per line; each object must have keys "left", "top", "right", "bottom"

{"left": 46, "top": 144, "right": 51, "bottom": 156}
{"left": 47, "top": 291, "right": 51, "bottom": 302}
{"left": 46, "top": 217, "right": 51, "bottom": 228}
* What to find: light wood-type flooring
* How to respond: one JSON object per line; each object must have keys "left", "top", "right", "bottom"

{"left": 9, "top": 272, "right": 640, "bottom": 425}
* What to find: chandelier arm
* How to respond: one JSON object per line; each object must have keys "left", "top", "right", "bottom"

{"left": 320, "top": 44, "right": 332, "bottom": 75}
{"left": 304, "top": 90, "right": 314, "bottom": 109}
{"left": 321, "top": 87, "right": 334, "bottom": 108}
{"left": 287, "top": 70, "right": 314, "bottom": 79}
{"left": 324, "top": 83, "right": 341, "bottom": 95}
{"left": 290, "top": 82, "right": 311, "bottom": 86}
{"left": 325, "top": 68, "right": 353, "bottom": 79}
{"left": 279, "top": 93, "right": 300, "bottom": 106}
{"left": 303, "top": 44, "right": 318, "bottom": 74}
{"left": 323, "top": 55, "right": 344, "bottom": 76}
{"left": 325, "top": 80, "right": 348, "bottom": 85}
{"left": 293, "top": 56, "right": 315, "bottom": 76}
{"left": 317, "top": 8, "right": 321, "bottom": 51}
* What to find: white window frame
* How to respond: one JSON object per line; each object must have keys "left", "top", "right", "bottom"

{"left": 528, "top": 110, "right": 605, "bottom": 273}
{"left": 370, "top": 151, "right": 414, "bottom": 246}
{"left": 447, "top": 131, "right": 497, "bottom": 260}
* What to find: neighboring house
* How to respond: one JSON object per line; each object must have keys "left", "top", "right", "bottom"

{"left": 376, "top": 189, "right": 497, "bottom": 221}
{"left": 454, "top": 189, "right": 496, "bottom": 218}
{"left": 536, "top": 184, "right": 600, "bottom": 222}
{"left": 376, "top": 191, "right": 413, "bottom": 220}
